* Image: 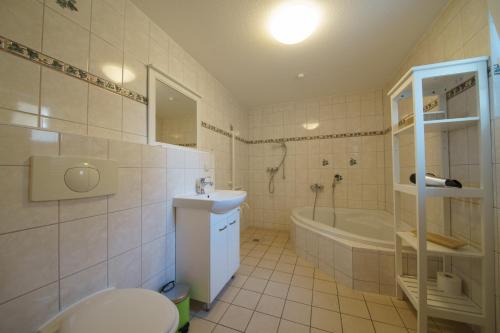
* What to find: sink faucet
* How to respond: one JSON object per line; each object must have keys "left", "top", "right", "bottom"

{"left": 196, "top": 177, "right": 213, "bottom": 194}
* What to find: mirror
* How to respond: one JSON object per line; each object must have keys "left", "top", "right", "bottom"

{"left": 148, "top": 67, "right": 200, "bottom": 147}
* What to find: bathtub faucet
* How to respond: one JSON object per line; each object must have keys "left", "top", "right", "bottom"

{"left": 310, "top": 183, "right": 324, "bottom": 192}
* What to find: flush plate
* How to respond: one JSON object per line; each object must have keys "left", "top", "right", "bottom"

{"left": 30, "top": 156, "right": 118, "bottom": 201}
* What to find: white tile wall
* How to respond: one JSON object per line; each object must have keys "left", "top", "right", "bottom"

{"left": 247, "top": 91, "right": 385, "bottom": 230}
{"left": 0, "top": 0, "right": 249, "bottom": 216}
{"left": 0, "top": 124, "right": 214, "bottom": 333}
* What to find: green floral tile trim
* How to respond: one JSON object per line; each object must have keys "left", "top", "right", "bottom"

{"left": 56, "top": 0, "right": 78, "bottom": 11}
{"left": 446, "top": 76, "right": 475, "bottom": 100}
{"left": 0, "top": 35, "right": 147, "bottom": 105}
{"left": 200, "top": 121, "right": 385, "bottom": 144}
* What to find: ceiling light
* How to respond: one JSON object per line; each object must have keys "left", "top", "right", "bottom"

{"left": 297, "top": 73, "right": 305, "bottom": 79}
{"left": 268, "top": 1, "right": 320, "bottom": 45}
{"left": 102, "top": 64, "right": 136, "bottom": 83}
{"left": 169, "top": 97, "right": 174, "bottom": 101}
{"left": 302, "top": 122, "right": 319, "bottom": 130}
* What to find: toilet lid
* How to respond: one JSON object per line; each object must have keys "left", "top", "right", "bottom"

{"left": 59, "top": 288, "right": 179, "bottom": 333}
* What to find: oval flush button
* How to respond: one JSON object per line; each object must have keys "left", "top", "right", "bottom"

{"left": 64, "top": 163, "right": 100, "bottom": 192}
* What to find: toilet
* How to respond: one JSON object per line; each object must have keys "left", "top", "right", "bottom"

{"left": 37, "top": 288, "right": 179, "bottom": 333}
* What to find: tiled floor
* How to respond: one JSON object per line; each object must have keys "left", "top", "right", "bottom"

{"left": 189, "top": 227, "right": 473, "bottom": 333}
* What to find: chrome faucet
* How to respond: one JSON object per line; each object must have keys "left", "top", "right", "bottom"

{"left": 196, "top": 177, "right": 213, "bottom": 194}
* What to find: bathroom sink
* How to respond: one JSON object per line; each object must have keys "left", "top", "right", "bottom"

{"left": 173, "top": 190, "right": 247, "bottom": 214}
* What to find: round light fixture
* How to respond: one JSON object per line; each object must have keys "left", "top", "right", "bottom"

{"left": 268, "top": 1, "right": 320, "bottom": 45}
{"left": 102, "top": 64, "right": 136, "bottom": 83}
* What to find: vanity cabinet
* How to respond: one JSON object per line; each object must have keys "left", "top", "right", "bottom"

{"left": 176, "top": 207, "right": 240, "bottom": 306}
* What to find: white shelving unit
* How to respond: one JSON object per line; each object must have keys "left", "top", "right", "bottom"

{"left": 389, "top": 57, "right": 494, "bottom": 332}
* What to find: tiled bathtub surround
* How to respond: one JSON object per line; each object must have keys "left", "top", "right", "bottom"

{"left": 0, "top": 124, "right": 214, "bottom": 333}
{"left": 247, "top": 90, "right": 386, "bottom": 230}
{"left": 291, "top": 223, "right": 443, "bottom": 297}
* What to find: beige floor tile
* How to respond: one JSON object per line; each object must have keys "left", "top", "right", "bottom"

{"left": 242, "top": 257, "right": 260, "bottom": 266}
{"left": 267, "top": 247, "right": 284, "bottom": 255}
{"left": 248, "top": 248, "right": 266, "bottom": 256}
{"left": 287, "top": 286, "right": 313, "bottom": 305}
{"left": 270, "top": 271, "right": 293, "bottom": 284}
{"left": 314, "top": 270, "right": 335, "bottom": 282}
{"left": 391, "top": 297, "right": 411, "bottom": 309}
{"left": 337, "top": 284, "right": 364, "bottom": 300}
{"left": 339, "top": 296, "right": 370, "bottom": 319}
{"left": 194, "top": 300, "right": 230, "bottom": 323}
{"left": 367, "top": 302, "right": 404, "bottom": 327}
{"left": 297, "top": 257, "right": 314, "bottom": 267}
{"left": 310, "top": 307, "right": 342, "bottom": 333}
{"left": 278, "top": 319, "right": 310, "bottom": 333}
{"left": 232, "top": 289, "right": 262, "bottom": 310}
{"left": 263, "top": 253, "right": 281, "bottom": 261}
{"left": 264, "top": 281, "right": 289, "bottom": 299}
{"left": 294, "top": 265, "right": 315, "bottom": 277}
{"left": 341, "top": 313, "right": 374, "bottom": 333}
{"left": 189, "top": 317, "right": 216, "bottom": 333}
{"left": 363, "top": 292, "right": 393, "bottom": 306}
{"left": 313, "top": 279, "right": 337, "bottom": 294}
{"left": 258, "top": 259, "right": 278, "bottom": 270}
{"left": 312, "top": 291, "right": 339, "bottom": 312}
{"left": 219, "top": 305, "right": 253, "bottom": 331}
{"left": 291, "top": 275, "right": 314, "bottom": 289}
{"left": 396, "top": 308, "right": 416, "bottom": 330}
{"left": 256, "top": 294, "right": 285, "bottom": 317}
{"left": 246, "top": 312, "right": 280, "bottom": 333}
{"left": 230, "top": 274, "right": 248, "bottom": 288}
{"left": 275, "top": 262, "right": 295, "bottom": 274}
{"left": 243, "top": 277, "right": 268, "bottom": 293}
{"left": 218, "top": 286, "right": 240, "bottom": 303}
{"left": 373, "top": 321, "right": 409, "bottom": 333}
{"left": 279, "top": 255, "right": 298, "bottom": 265}
{"left": 213, "top": 325, "right": 239, "bottom": 333}
{"left": 251, "top": 267, "right": 273, "bottom": 280}
{"left": 238, "top": 264, "right": 255, "bottom": 276}
{"left": 282, "top": 300, "right": 312, "bottom": 326}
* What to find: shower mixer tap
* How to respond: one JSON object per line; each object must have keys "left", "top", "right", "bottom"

{"left": 310, "top": 183, "right": 324, "bottom": 192}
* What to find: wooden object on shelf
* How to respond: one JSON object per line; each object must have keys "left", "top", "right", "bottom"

{"left": 410, "top": 230, "right": 467, "bottom": 249}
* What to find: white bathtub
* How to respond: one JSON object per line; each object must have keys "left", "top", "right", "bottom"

{"left": 291, "top": 207, "right": 397, "bottom": 295}
{"left": 291, "top": 207, "right": 394, "bottom": 249}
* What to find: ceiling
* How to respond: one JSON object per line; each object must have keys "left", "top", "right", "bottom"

{"left": 133, "top": 0, "right": 448, "bottom": 107}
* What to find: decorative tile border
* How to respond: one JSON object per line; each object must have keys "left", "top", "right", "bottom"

{"left": 201, "top": 121, "right": 251, "bottom": 144}
{"left": 446, "top": 76, "right": 475, "bottom": 100}
{"left": 0, "top": 35, "right": 148, "bottom": 105}
{"left": 201, "top": 121, "right": 384, "bottom": 144}
{"left": 56, "top": 0, "right": 78, "bottom": 11}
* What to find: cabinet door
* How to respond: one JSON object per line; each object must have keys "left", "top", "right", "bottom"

{"left": 227, "top": 209, "right": 240, "bottom": 278}
{"left": 210, "top": 215, "right": 228, "bottom": 302}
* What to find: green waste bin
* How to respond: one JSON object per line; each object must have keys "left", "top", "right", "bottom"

{"left": 161, "top": 282, "right": 190, "bottom": 333}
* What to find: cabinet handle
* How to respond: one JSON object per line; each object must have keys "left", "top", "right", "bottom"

{"left": 229, "top": 221, "right": 236, "bottom": 225}
{"left": 219, "top": 226, "right": 227, "bottom": 232}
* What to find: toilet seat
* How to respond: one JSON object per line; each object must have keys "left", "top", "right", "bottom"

{"left": 38, "top": 288, "right": 179, "bottom": 333}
